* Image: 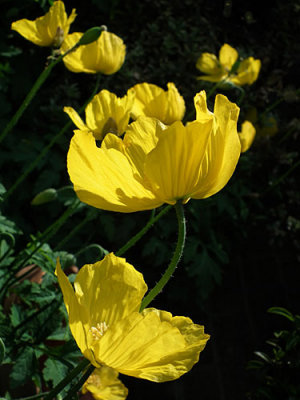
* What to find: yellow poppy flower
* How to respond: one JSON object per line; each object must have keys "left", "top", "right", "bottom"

{"left": 82, "top": 366, "right": 128, "bottom": 400}
{"left": 11, "top": 1, "right": 76, "bottom": 47}
{"left": 61, "top": 31, "right": 125, "bottom": 74}
{"left": 67, "top": 90, "right": 240, "bottom": 213}
{"left": 238, "top": 121, "right": 256, "bottom": 153}
{"left": 56, "top": 253, "right": 209, "bottom": 382}
{"left": 196, "top": 43, "right": 261, "bottom": 86}
{"left": 128, "top": 82, "right": 185, "bottom": 124}
{"left": 64, "top": 89, "right": 134, "bottom": 140}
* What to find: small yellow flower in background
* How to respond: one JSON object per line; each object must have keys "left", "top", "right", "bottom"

{"left": 128, "top": 82, "right": 185, "bottom": 124}
{"left": 11, "top": 1, "right": 76, "bottom": 47}
{"left": 67, "top": 90, "right": 240, "bottom": 213}
{"left": 196, "top": 43, "right": 261, "bottom": 86}
{"left": 61, "top": 31, "right": 125, "bottom": 74}
{"left": 82, "top": 366, "right": 128, "bottom": 400}
{"left": 64, "top": 89, "right": 134, "bottom": 140}
{"left": 56, "top": 253, "right": 209, "bottom": 382}
{"left": 239, "top": 121, "right": 256, "bottom": 153}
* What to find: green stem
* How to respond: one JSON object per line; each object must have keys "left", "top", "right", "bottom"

{"left": 43, "top": 358, "right": 91, "bottom": 400}
{"left": 263, "top": 159, "right": 300, "bottom": 196}
{"left": 14, "top": 392, "right": 49, "bottom": 400}
{"left": 0, "top": 42, "right": 80, "bottom": 145}
{"left": 206, "top": 81, "right": 223, "bottom": 99}
{"left": 116, "top": 205, "right": 172, "bottom": 257}
{"left": 62, "top": 364, "right": 95, "bottom": 400}
{"left": 140, "top": 202, "right": 186, "bottom": 311}
{"left": 3, "top": 74, "right": 102, "bottom": 202}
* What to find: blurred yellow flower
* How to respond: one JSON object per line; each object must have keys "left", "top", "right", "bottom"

{"left": 238, "top": 121, "right": 256, "bottom": 153}
{"left": 56, "top": 253, "right": 209, "bottom": 382}
{"left": 128, "top": 82, "right": 185, "bottom": 124}
{"left": 67, "top": 91, "right": 240, "bottom": 212}
{"left": 196, "top": 43, "right": 261, "bottom": 86}
{"left": 61, "top": 31, "right": 125, "bottom": 74}
{"left": 11, "top": 1, "right": 76, "bottom": 47}
{"left": 64, "top": 89, "right": 134, "bottom": 141}
{"left": 82, "top": 366, "right": 128, "bottom": 400}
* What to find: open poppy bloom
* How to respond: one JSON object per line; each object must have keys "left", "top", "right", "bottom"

{"left": 128, "top": 82, "right": 185, "bottom": 124}
{"left": 56, "top": 253, "right": 209, "bottom": 382}
{"left": 67, "top": 90, "right": 241, "bottom": 213}
{"left": 196, "top": 43, "right": 261, "bottom": 86}
{"left": 82, "top": 366, "right": 128, "bottom": 400}
{"left": 238, "top": 121, "right": 256, "bottom": 153}
{"left": 61, "top": 31, "right": 125, "bottom": 74}
{"left": 11, "top": 1, "right": 76, "bottom": 47}
{"left": 64, "top": 89, "right": 134, "bottom": 140}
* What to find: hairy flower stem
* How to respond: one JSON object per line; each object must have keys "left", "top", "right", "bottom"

{"left": 116, "top": 204, "right": 172, "bottom": 257}
{"left": 140, "top": 201, "right": 186, "bottom": 311}
{"left": 62, "top": 364, "right": 95, "bottom": 400}
{"left": 3, "top": 74, "right": 102, "bottom": 201}
{"left": 43, "top": 358, "right": 91, "bottom": 400}
{"left": 0, "top": 41, "right": 81, "bottom": 145}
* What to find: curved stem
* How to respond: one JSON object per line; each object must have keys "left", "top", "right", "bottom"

{"left": 140, "top": 201, "right": 186, "bottom": 311}
{"left": 115, "top": 205, "right": 172, "bottom": 257}
{"left": 62, "top": 364, "right": 95, "bottom": 400}
{"left": 43, "top": 358, "right": 91, "bottom": 400}
{"left": 3, "top": 74, "right": 102, "bottom": 201}
{"left": 0, "top": 40, "right": 83, "bottom": 145}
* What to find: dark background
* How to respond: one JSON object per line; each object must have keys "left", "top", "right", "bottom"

{"left": 0, "top": 0, "right": 299, "bottom": 399}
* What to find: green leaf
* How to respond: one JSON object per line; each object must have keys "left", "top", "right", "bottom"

{"left": 78, "top": 26, "right": 105, "bottom": 46}
{"left": 10, "top": 347, "right": 36, "bottom": 389}
{"left": 0, "top": 337, "right": 5, "bottom": 364}
{"left": 43, "top": 358, "right": 69, "bottom": 387}
{"left": 268, "top": 307, "right": 295, "bottom": 322}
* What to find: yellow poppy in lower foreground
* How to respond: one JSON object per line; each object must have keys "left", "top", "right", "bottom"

{"left": 61, "top": 31, "right": 125, "bottom": 74}
{"left": 56, "top": 253, "right": 209, "bottom": 382}
{"left": 64, "top": 89, "right": 134, "bottom": 140}
{"left": 11, "top": 1, "right": 76, "bottom": 48}
{"left": 82, "top": 366, "right": 128, "bottom": 400}
{"left": 67, "top": 91, "right": 241, "bottom": 213}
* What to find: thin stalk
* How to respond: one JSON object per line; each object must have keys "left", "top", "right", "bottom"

{"left": 62, "top": 364, "right": 95, "bottom": 400}
{"left": 14, "top": 393, "right": 49, "bottom": 400}
{"left": 262, "top": 159, "right": 300, "bottom": 196}
{"left": 116, "top": 205, "right": 172, "bottom": 257}
{"left": 3, "top": 74, "right": 101, "bottom": 201}
{"left": 43, "top": 358, "right": 91, "bottom": 400}
{"left": 140, "top": 202, "right": 186, "bottom": 311}
{"left": 0, "top": 41, "right": 80, "bottom": 144}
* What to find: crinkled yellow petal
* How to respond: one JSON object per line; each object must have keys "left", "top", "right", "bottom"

{"left": 239, "top": 121, "right": 256, "bottom": 152}
{"left": 55, "top": 259, "right": 95, "bottom": 364}
{"left": 67, "top": 130, "right": 161, "bottom": 212}
{"left": 123, "top": 116, "right": 166, "bottom": 177}
{"left": 129, "top": 82, "right": 184, "bottom": 124}
{"left": 144, "top": 120, "right": 213, "bottom": 203}
{"left": 85, "top": 90, "right": 134, "bottom": 140}
{"left": 196, "top": 52, "right": 221, "bottom": 75}
{"left": 219, "top": 43, "right": 238, "bottom": 71}
{"left": 64, "top": 106, "right": 88, "bottom": 131}
{"left": 129, "top": 83, "right": 165, "bottom": 120}
{"left": 194, "top": 90, "right": 213, "bottom": 122}
{"left": 11, "top": 1, "right": 76, "bottom": 47}
{"left": 62, "top": 31, "right": 125, "bottom": 74}
{"left": 82, "top": 366, "right": 128, "bottom": 400}
{"left": 73, "top": 253, "right": 147, "bottom": 331}
{"left": 192, "top": 94, "right": 240, "bottom": 199}
{"left": 93, "top": 309, "right": 208, "bottom": 382}
{"left": 232, "top": 57, "right": 261, "bottom": 86}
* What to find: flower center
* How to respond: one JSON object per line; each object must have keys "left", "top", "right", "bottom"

{"left": 90, "top": 321, "right": 108, "bottom": 340}
{"left": 86, "top": 373, "right": 102, "bottom": 387}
